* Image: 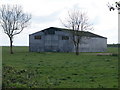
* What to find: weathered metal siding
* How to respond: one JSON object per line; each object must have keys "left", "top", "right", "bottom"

{"left": 80, "top": 37, "right": 107, "bottom": 52}
{"left": 56, "top": 31, "right": 74, "bottom": 52}
{"left": 44, "top": 34, "right": 59, "bottom": 52}
{"left": 29, "top": 30, "right": 74, "bottom": 52}
{"left": 29, "top": 32, "right": 45, "bottom": 52}
{"left": 29, "top": 30, "right": 107, "bottom": 52}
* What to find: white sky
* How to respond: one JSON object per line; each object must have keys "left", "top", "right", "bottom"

{"left": 0, "top": 0, "right": 118, "bottom": 46}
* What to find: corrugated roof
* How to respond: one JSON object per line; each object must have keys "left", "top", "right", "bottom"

{"left": 30, "top": 27, "right": 107, "bottom": 39}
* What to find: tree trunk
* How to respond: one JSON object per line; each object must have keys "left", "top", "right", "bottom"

{"left": 75, "top": 44, "right": 79, "bottom": 55}
{"left": 10, "top": 38, "right": 13, "bottom": 54}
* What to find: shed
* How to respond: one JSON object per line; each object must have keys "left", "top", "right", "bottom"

{"left": 29, "top": 27, "right": 107, "bottom": 52}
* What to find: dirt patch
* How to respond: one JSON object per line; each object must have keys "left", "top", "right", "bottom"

{"left": 96, "top": 53, "right": 113, "bottom": 56}
{"left": 95, "top": 53, "right": 118, "bottom": 56}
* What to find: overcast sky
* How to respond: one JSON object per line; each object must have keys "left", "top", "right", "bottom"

{"left": 0, "top": 0, "right": 118, "bottom": 46}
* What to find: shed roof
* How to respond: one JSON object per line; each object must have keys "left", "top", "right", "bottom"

{"left": 30, "top": 27, "right": 107, "bottom": 39}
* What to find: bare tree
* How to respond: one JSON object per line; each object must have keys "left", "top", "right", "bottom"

{"left": 0, "top": 5, "right": 31, "bottom": 54}
{"left": 107, "top": 1, "right": 120, "bottom": 14}
{"left": 61, "top": 9, "right": 93, "bottom": 55}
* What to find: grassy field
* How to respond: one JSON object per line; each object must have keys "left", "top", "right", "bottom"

{"left": 2, "top": 46, "right": 118, "bottom": 88}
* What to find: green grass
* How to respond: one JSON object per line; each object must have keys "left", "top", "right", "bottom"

{"left": 2, "top": 46, "right": 118, "bottom": 88}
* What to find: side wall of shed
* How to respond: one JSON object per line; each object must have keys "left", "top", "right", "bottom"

{"left": 79, "top": 37, "right": 107, "bottom": 52}
{"left": 29, "top": 31, "right": 74, "bottom": 52}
